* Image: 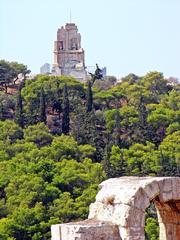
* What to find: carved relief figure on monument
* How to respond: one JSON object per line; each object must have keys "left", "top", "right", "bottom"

{"left": 70, "top": 38, "right": 78, "bottom": 50}
{"left": 59, "top": 41, "right": 64, "bottom": 50}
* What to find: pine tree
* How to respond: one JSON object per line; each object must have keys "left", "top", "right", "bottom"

{"left": 62, "top": 84, "right": 70, "bottom": 134}
{"left": 86, "top": 81, "right": 93, "bottom": 112}
{"left": 15, "top": 88, "right": 24, "bottom": 128}
{"left": 39, "top": 88, "right": 46, "bottom": 124}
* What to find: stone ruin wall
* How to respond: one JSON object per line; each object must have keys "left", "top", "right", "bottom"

{"left": 51, "top": 176, "right": 180, "bottom": 240}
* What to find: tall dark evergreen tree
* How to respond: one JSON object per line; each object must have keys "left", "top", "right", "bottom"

{"left": 39, "top": 88, "right": 46, "bottom": 124}
{"left": 112, "top": 109, "right": 121, "bottom": 146}
{"left": 15, "top": 88, "right": 24, "bottom": 128}
{"left": 102, "top": 136, "right": 112, "bottom": 177}
{"left": 62, "top": 84, "right": 70, "bottom": 134}
{"left": 0, "top": 103, "right": 4, "bottom": 120}
{"left": 86, "top": 81, "right": 93, "bottom": 112}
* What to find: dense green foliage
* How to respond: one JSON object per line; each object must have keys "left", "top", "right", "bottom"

{"left": 0, "top": 122, "right": 104, "bottom": 239}
{"left": 145, "top": 204, "right": 159, "bottom": 240}
{"left": 0, "top": 60, "right": 30, "bottom": 93}
{"left": 0, "top": 60, "right": 180, "bottom": 239}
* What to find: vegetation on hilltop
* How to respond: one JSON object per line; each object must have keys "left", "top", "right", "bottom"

{"left": 0, "top": 60, "right": 180, "bottom": 239}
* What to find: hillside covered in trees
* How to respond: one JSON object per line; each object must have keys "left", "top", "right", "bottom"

{"left": 0, "top": 60, "right": 180, "bottom": 239}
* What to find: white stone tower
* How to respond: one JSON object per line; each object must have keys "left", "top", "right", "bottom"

{"left": 52, "top": 23, "right": 86, "bottom": 81}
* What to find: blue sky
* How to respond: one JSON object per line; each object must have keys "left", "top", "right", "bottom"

{"left": 0, "top": 0, "right": 180, "bottom": 79}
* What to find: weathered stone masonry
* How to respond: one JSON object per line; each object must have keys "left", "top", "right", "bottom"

{"left": 51, "top": 176, "right": 180, "bottom": 240}
{"left": 52, "top": 23, "right": 86, "bottom": 81}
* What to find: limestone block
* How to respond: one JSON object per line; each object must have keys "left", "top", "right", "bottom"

{"left": 113, "top": 204, "right": 131, "bottom": 226}
{"left": 119, "top": 226, "right": 145, "bottom": 240}
{"left": 51, "top": 220, "right": 120, "bottom": 240}
{"left": 125, "top": 207, "right": 145, "bottom": 228}
{"left": 118, "top": 227, "right": 129, "bottom": 239}
{"left": 95, "top": 183, "right": 149, "bottom": 210}
{"left": 128, "top": 188, "right": 150, "bottom": 210}
{"left": 51, "top": 224, "right": 61, "bottom": 240}
{"left": 172, "top": 178, "right": 180, "bottom": 199}
{"left": 112, "top": 186, "right": 139, "bottom": 205}
{"left": 95, "top": 177, "right": 167, "bottom": 211}
{"left": 114, "top": 205, "right": 144, "bottom": 227}
{"left": 141, "top": 180, "right": 160, "bottom": 200}
{"left": 88, "top": 202, "right": 114, "bottom": 221}
{"left": 158, "top": 178, "right": 173, "bottom": 202}
{"left": 89, "top": 202, "right": 145, "bottom": 228}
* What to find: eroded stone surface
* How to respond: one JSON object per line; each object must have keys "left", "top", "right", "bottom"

{"left": 51, "top": 220, "right": 120, "bottom": 240}
{"left": 51, "top": 176, "right": 180, "bottom": 240}
{"left": 53, "top": 23, "right": 87, "bottom": 82}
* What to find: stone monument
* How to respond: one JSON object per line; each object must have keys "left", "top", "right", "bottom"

{"left": 52, "top": 23, "right": 87, "bottom": 82}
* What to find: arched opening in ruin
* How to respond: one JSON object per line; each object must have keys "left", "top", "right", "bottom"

{"left": 51, "top": 177, "right": 180, "bottom": 240}
{"left": 145, "top": 202, "right": 159, "bottom": 239}
{"left": 144, "top": 195, "right": 180, "bottom": 240}
{"left": 88, "top": 177, "right": 180, "bottom": 240}
{"left": 153, "top": 196, "right": 180, "bottom": 240}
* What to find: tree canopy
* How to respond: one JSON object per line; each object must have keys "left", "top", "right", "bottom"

{"left": 0, "top": 60, "right": 179, "bottom": 239}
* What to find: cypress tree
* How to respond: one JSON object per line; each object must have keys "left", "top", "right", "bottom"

{"left": 62, "top": 84, "right": 70, "bottom": 134}
{"left": 74, "top": 103, "right": 85, "bottom": 143}
{"left": 0, "top": 103, "right": 4, "bottom": 120}
{"left": 113, "top": 109, "right": 121, "bottom": 146}
{"left": 86, "top": 81, "right": 93, "bottom": 112}
{"left": 102, "top": 141, "right": 112, "bottom": 177}
{"left": 39, "top": 88, "right": 46, "bottom": 124}
{"left": 15, "top": 88, "right": 24, "bottom": 128}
